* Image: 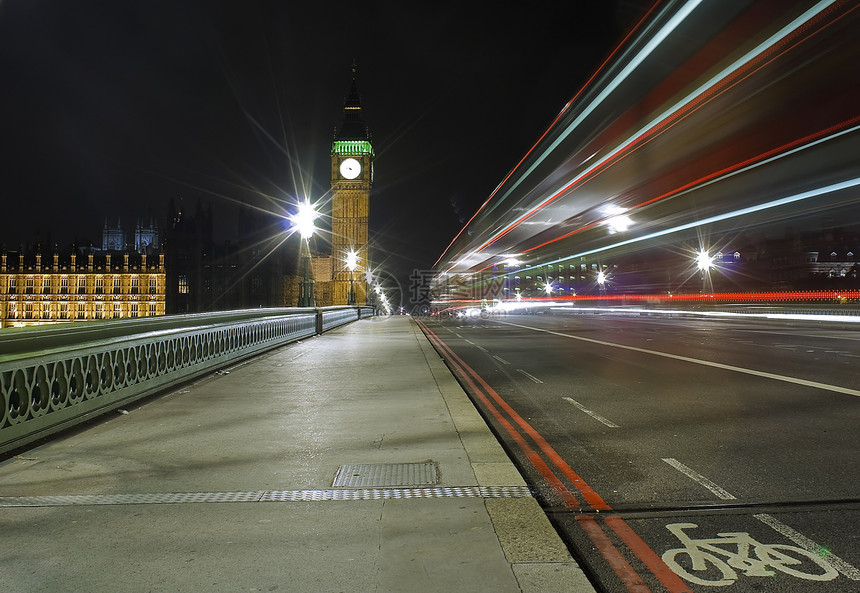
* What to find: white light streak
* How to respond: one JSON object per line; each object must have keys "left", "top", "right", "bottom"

{"left": 459, "top": 0, "right": 840, "bottom": 265}
{"left": 535, "top": 176, "right": 860, "bottom": 271}
{"left": 496, "top": 0, "right": 706, "bottom": 204}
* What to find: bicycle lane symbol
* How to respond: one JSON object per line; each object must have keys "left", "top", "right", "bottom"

{"left": 661, "top": 522, "right": 839, "bottom": 587}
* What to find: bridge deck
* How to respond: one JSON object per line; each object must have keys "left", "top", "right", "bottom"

{"left": 0, "top": 316, "right": 592, "bottom": 593}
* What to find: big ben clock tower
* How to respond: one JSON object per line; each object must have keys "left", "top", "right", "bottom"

{"left": 331, "top": 63, "right": 373, "bottom": 306}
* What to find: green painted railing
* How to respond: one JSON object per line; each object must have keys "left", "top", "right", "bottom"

{"left": 0, "top": 306, "right": 375, "bottom": 455}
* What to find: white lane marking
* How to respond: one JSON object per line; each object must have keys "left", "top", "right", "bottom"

{"left": 664, "top": 458, "right": 860, "bottom": 580}
{"left": 516, "top": 369, "right": 544, "bottom": 384}
{"left": 498, "top": 320, "right": 860, "bottom": 397}
{"left": 462, "top": 338, "right": 488, "bottom": 352}
{"left": 662, "top": 458, "right": 737, "bottom": 500}
{"left": 562, "top": 397, "right": 619, "bottom": 428}
{"left": 492, "top": 355, "right": 510, "bottom": 365}
{"left": 754, "top": 513, "right": 860, "bottom": 580}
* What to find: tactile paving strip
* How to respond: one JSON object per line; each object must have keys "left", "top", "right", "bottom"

{"left": 0, "top": 486, "right": 532, "bottom": 507}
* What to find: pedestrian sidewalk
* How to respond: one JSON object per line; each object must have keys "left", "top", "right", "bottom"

{"left": 0, "top": 315, "right": 595, "bottom": 593}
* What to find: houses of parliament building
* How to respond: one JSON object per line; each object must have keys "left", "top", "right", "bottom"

{"left": 0, "top": 221, "right": 167, "bottom": 329}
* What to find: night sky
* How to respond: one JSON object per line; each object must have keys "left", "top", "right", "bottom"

{"left": 0, "top": 0, "right": 652, "bottom": 297}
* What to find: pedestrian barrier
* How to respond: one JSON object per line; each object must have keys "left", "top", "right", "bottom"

{"left": 0, "top": 306, "right": 374, "bottom": 455}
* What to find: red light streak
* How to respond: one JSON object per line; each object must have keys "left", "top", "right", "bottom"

{"left": 434, "top": 291, "right": 860, "bottom": 305}
{"left": 440, "top": 0, "right": 860, "bottom": 276}
{"left": 433, "top": 0, "right": 663, "bottom": 269}
{"left": 522, "top": 114, "right": 860, "bottom": 254}
{"left": 475, "top": 0, "right": 860, "bottom": 258}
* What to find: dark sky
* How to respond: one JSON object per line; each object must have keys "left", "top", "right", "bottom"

{"left": 0, "top": 0, "right": 653, "bottom": 292}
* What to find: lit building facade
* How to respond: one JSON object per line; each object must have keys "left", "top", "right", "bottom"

{"left": 0, "top": 249, "right": 166, "bottom": 328}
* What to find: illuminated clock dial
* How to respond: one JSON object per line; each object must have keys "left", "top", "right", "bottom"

{"left": 339, "top": 158, "right": 361, "bottom": 179}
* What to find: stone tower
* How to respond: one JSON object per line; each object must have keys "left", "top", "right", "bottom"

{"left": 330, "top": 63, "right": 373, "bottom": 306}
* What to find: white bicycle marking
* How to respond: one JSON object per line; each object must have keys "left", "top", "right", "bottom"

{"left": 662, "top": 522, "right": 838, "bottom": 586}
{"left": 664, "top": 460, "right": 860, "bottom": 581}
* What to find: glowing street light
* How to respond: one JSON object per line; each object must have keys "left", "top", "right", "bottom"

{"left": 292, "top": 199, "right": 318, "bottom": 240}
{"left": 603, "top": 205, "right": 633, "bottom": 234}
{"left": 695, "top": 249, "right": 715, "bottom": 294}
{"left": 544, "top": 281, "right": 553, "bottom": 297}
{"left": 345, "top": 249, "right": 358, "bottom": 305}
{"left": 292, "top": 199, "right": 318, "bottom": 307}
{"left": 696, "top": 250, "right": 715, "bottom": 271}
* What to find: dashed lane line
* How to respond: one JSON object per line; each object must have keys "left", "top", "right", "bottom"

{"left": 661, "top": 458, "right": 736, "bottom": 500}
{"left": 516, "top": 369, "right": 544, "bottom": 384}
{"left": 563, "top": 397, "right": 620, "bottom": 428}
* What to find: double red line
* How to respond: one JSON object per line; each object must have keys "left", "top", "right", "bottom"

{"left": 417, "top": 319, "right": 691, "bottom": 593}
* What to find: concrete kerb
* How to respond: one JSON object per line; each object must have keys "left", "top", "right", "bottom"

{"left": 409, "top": 319, "right": 597, "bottom": 593}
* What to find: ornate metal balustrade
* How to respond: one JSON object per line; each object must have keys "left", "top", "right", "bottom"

{"left": 0, "top": 306, "right": 375, "bottom": 455}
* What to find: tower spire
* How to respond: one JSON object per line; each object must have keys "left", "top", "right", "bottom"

{"left": 336, "top": 61, "right": 369, "bottom": 142}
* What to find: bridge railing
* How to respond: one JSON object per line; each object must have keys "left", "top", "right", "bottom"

{"left": 0, "top": 306, "right": 375, "bottom": 455}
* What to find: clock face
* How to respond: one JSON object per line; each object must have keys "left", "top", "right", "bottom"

{"left": 339, "top": 158, "right": 361, "bottom": 179}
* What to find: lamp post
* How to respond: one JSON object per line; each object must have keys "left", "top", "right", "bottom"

{"left": 346, "top": 250, "right": 358, "bottom": 306}
{"left": 293, "top": 200, "right": 317, "bottom": 308}
{"left": 364, "top": 270, "right": 373, "bottom": 306}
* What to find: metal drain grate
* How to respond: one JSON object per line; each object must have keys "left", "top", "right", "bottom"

{"left": 332, "top": 462, "right": 439, "bottom": 488}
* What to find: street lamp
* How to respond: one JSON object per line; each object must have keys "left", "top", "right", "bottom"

{"left": 544, "top": 281, "right": 553, "bottom": 297}
{"left": 345, "top": 250, "right": 358, "bottom": 305}
{"left": 292, "top": 200, "right": 317, "bottom": 307}
{"left": 695, "top": 249, "right": 714, "bottom": 294}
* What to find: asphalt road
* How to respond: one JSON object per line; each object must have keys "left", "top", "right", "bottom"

{"left": 417, "top": 312, "right": 859, "bottom": 593}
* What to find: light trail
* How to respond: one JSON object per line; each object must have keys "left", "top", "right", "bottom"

{"left": 521, "top": 119, "right": 860, "bottom": 255}
{"left": 460, "top": 0, "right": 847, "bottom": 264}
{"left": 433, "top": 0, "right": 664, "bottom": 268}
{"left": 508, "top": 176, "right": 860, "bottom": 274}
{"left": 478, "top": 0, "right": 706, "bottom": 232}
{"left": 435, "top": 0, "right": 860, "bottom": 301}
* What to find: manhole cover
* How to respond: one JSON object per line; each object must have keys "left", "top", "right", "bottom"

{"left": 333, "top": 462, "right": 439, "bottom": 488}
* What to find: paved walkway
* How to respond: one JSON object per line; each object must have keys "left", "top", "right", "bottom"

{"left": 0, "top": 316, "right": 595, "bottom": 593}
